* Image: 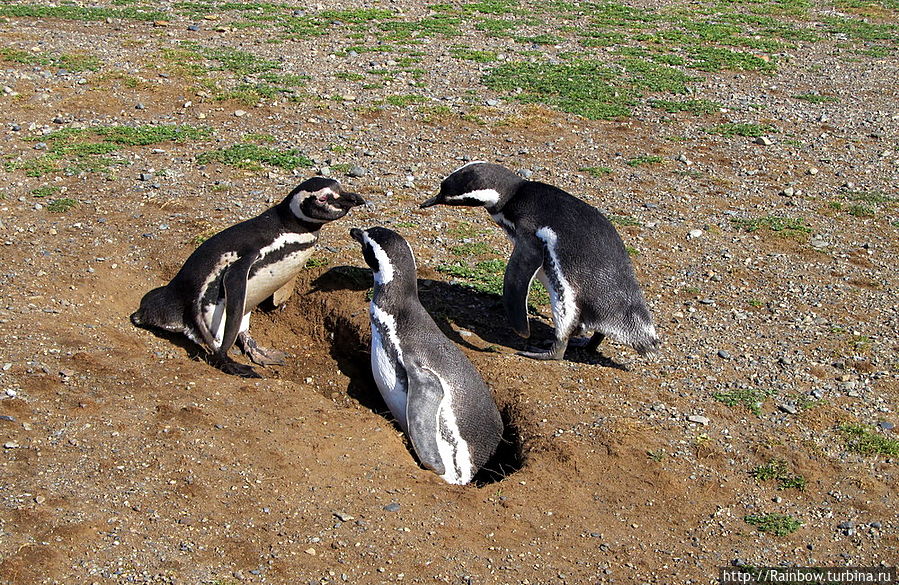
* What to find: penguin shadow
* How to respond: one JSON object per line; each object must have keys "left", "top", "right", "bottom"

{"left": 416, "top": 280, "right": 628, "bottom": 370}
{"left": 308, "top": 266, "right": 525, "bottom": 485}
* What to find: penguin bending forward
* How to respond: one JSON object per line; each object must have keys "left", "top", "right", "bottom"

{"left": 420, "top": 162, "right": 659, "bottom": 361}
{"left": 351, "top": 226, "right": 503, "bottom": 485}
{"left": 131, "top": 177, "right": 365, "bottom": 378}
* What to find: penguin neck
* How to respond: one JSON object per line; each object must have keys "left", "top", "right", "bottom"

{"left": 371, "top": 270, "right": 419, "bottom": 306}
{"left": 481, "top": 179, "right": 521, "bottom": 215}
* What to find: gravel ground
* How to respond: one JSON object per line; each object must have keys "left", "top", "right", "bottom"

{"left": 0, "top": 1, "right": 897, "bottom": 584}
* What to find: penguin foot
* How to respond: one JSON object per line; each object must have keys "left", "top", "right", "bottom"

{"left": 569, "top": 332, "right": 604, "bottom": 353}
{"left": 237, "top": 333, "right": 287, "bottom": 366}
{"left": 516, "top": 348, "right": 564, "bottom": 361}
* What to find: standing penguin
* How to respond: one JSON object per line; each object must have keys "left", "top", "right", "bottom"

{"left": 351, "top": 226, "right": 503, "bottom": 485}
{"left": 420, "top": 162, "right": 659, "bottom": 361}
{"left": 131, "top": 177, "right": 365, "bottom": 378}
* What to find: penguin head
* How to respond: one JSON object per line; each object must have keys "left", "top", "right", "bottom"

{"left": 350, "top": 226, "right": 415, "bottom": 287}
{"left": 287, "top": 177, "right": 365, "bottom": 224}
{"left": 420, "top": 162, "right": 522, "bottom": 210}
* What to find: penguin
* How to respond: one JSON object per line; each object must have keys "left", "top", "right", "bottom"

{"left": 131, "top": 177, "right": 365, "bottom": 378}
{"left": 420, "top": 161, "right": 659, "bottom": 361}
{"left": 350, "top": 226, "right": 503, "bottom": 485}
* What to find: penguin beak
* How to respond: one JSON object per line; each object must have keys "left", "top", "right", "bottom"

{"left": 349, "top": 228, "right": 365, "bottom": 243}
{"left": 342, "top": 191, "right": 366, "bottom": 207}
{"left": 419, "top": 194, "right": 440, "bottom": 209}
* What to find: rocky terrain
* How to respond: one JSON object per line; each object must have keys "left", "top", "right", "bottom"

{"left": 0, "top": 1, "right": 897, "bottom": 584}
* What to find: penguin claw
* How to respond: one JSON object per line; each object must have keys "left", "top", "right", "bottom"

{"left": 237, "top": 333, "right": 287, "bottom": 366}
{"left": 246, "top": 347, "right": 287, "bottom": 367}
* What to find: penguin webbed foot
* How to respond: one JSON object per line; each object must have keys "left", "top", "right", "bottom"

{"left": 237, "top": 332, "right": 287, "bottom": 366}
{"left": 569, "top": 332, "right": 604, "bottom": 353}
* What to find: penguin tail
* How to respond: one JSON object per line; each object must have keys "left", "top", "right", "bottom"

{"left": 131, "top": 286, "right": 184, "bottom": 332}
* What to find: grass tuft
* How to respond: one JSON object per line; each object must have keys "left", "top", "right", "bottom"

{"left": 838, "top": 423, "right": 899, "bottom": 456}
{"left": 750, "top": 459, "right": 807, "bottom": 490}
{"left": 744, "top": 513, "right": 803, "bottom": 536}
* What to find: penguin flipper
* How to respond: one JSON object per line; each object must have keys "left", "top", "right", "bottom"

{"left": 405, "top": 363, "right": 447, "bottom": 476}
{"left": 218, "top": 252, "right": 259, "bottom": 356}
{"left": 503, "top": 240, "right": 544, "bottom": 338}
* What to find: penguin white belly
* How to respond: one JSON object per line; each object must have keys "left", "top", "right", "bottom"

{"left": 369, "top": 305, "right": 409, "bottom": 432}
{"left": 244, "top": 247, "right": 314, "bottom": 309}
{"left": 201, "top": 300, "right": 251, "bottom": 349}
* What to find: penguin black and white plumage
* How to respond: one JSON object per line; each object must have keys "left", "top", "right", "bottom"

{"left": 420, "top": 162, "right": 660, "bottom": 361}
{"left": 350, "top": 226, "right": 503, "bottom": 485}
{"left": 131, "top": 177, "right": 365, "bottom": 378}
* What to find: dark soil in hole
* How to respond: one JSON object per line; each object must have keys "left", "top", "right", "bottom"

{"left": 280, "top": 266, "right": 529, "bottom": 483}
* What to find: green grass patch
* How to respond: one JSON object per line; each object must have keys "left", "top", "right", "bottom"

{"left": 744, "top": 513, "right": 802, "bottom": 536}
{"left": 386, "top": 94, "right": 429, "bottom": 107}
{"left": 580, "top": 166, "right": 613, "bottom": 178}
{"left": 30, "top": 186, "right": 61, "bottom": 198}
{"left": 792, "top": 93, "right": 840, "bottom": 104}
{"left": 750, "top": 459, "right": 807, "bottom": 490}
{"left": 437, "top": 259, "right": 506, "bottom": 296}
{"left": 47, "top": 197, "right": 79, "bottom": 213}
{"left": 197, "top": 144, "right": 312, "bottom": 170}
{"left": 450, "top": 46, "right": 499, "bottom": 62}
{"left": 649, "top": 98, "right": 721, "bottom": 115}
{"left": 609, "top": 215, "right": 642, "bottom": 227}
{"left": 626, "top": 155, "right": 665, "bottom": 167}
{"left": 713, "top": 387, "right": 776, "bottom": 415}
{"left": 437, "top": 259, "right": 550, "bottom": 306}
{"left": 838, "top": 423, "right": 899, "bottom": 456}
{"left": 685, "top": 46, "right": 776, "bottom": 73}
{"left": 730, "top": 215, "right": 812, "bottom": 239}
{"left": 0, "top": 4, "right": 166, "bottom": 21}
{"left": 707, "top": 122, "right": 776, "bottom": 137}
{"left": 475, "top": 17, "right": 519, "bottom": 35}
{"left": 4, "top": 155, "right": 60, "bottom": 177}
{"left": 483, "top": 60, "right": 637, "bottom": 120}
{"left": 0, "top": 48, "right": 101, "bottom": 72}
{"left": 621, "top": 57, "right": 697, "bottom": 93}
{"left": 450, "top": 242, "right": 499, "bottom": 256}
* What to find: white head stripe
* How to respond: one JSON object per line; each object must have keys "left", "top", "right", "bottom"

{"left": 448, "top": 188, "right": 500, "bottom": 206}
{"left": 289, "top": 192, "right": 327, "bottom": 223}
{"left": 363, "top": 232, "right": 394, "bottom": 285}
{"left": 449, "top": 160, "right": 487, "bottom": 175}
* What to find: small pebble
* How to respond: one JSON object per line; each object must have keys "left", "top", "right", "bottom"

{"left": 3, "top": 441, "right": 19, "bottom": 449}
{"left": 0, "top": 415, "right": 16, "bottom": 422}
{"left": 779, "top": 402, "right": 799, "bottom": 415}
{"left": 234, "top": 109, "right": 247, "bottom": 117}
{"left": 877, "top": 421, "right": 894, "bottom": 431}
{"left": 717, "top": 349, "right": 731, "bottom": 359}
{"left": 383, "top": 502, "right": 400, "bottom": 512}
{"left": 687, "top": 229, "right": 703, "bottom": 239}
{"left": 687, "top": 415, "right": 710, "bottom": 425}
{"left": 187, "top": 24, "right": 200, "bottom": 31}
{"left": 347, "top": 165, "right": 367, "bottom": 178}
{"left": 808, "top": 167, "right": 819, "bottom": 175}
{"left": 870, "top": 521, "right": 882, "bottom": 529}
{"left": 837, "top": 521, "right": 854, "bottom": 530}
{"left": 755, "top": 136, "right": 773, "bottom": 146}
